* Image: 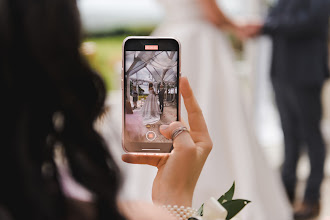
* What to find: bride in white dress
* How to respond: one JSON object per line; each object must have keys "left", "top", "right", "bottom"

{"left": 150, "top": 0, "right": 293, "bottom": 219}
{"left": 140, "top": 83, "right": 161, "bottom": 125}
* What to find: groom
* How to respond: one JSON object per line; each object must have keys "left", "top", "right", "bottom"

{"left": 158, "top": 84, "right": 165, "bottom": 114}
{"left": 247, "top": 0, "right": 330, "bottom": 219}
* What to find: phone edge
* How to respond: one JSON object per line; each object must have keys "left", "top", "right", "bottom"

{"left": 121, "top": 36, "right": 181, "bottom": 154}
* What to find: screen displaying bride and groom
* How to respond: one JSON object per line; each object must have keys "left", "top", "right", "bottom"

{"left": 125, "top": 51, "right": 178, "bottom": 143}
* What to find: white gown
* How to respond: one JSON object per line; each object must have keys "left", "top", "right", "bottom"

{"left": 150, "top": 0, "right": 293, "bottom": 219}
{"left": 140, "top": 88, "right": 161, "bottom": 125}
{"left": 60, "top": 2, "right": 291, "bottom": 217}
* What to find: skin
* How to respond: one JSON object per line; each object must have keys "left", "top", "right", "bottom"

{"left": 122, "top": 77, "right": 213, "bottom": 210}
{"left": 242, "top": 23, "right": 263, "bottom": 38}
{"left": 198, "top": 0, "right": 263, "bottom": 40}
{"left": 198, "top": 0, "right": 249, "bottom": 40}
{"left": 118, "top": 201, "right": 177, "bottom": 220}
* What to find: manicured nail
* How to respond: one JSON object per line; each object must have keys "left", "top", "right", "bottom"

{"left": 160, "top": 125, "right": 169, "bottom": 131}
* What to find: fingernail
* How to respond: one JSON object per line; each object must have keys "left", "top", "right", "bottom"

{"left": 160, "top": 125, "right": 169, "bottom": 131}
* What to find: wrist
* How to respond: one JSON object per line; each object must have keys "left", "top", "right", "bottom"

{"left": 152, "top": 190, "right": 193, "bottom": 207}
{"left": 162, "top": 205, "right": 198, "bottom": 220}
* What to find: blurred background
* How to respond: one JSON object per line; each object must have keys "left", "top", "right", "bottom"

{"left": 78, "top": 0, "right": 330, "bottom": 218}
{"left": 79, "top": 0, "right": 255, "bottom": 91}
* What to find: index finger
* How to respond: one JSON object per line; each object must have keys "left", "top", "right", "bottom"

{"left": 180, "top": 77, "right": 208, "bottom": 134}
{"left": 122, "top": 153, "right": 169, "bottom": 168}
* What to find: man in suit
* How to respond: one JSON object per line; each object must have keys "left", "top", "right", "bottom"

{"left": 158, "top": 84, "right": 165, "bottom": 114}
{"left": 132, "top": 86, "right": 138, "bottom": 110}
{"left": 247, "top": 0, "right": 330, "bottom": 219}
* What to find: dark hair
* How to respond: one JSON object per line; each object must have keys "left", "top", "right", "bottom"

{"left": 149, "top": 83, "right": 153, "bottom": 88}
{"left": 0, "top": 0, "right": 125, "bottom": 220}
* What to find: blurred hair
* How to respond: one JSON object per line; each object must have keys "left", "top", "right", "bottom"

{"left": 149, "top": 83, "right": 153, "bottom": 88}
{"left": 0, "top": 0, "right": 125, "bottom": 220}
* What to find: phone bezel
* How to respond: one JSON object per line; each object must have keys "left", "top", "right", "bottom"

{"left": 122, "top": 36, "right": 181, "bottom": 153}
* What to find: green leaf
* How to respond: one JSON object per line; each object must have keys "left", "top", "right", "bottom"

{"left": 197, "top": 203, "right": 204, "bottom": 216}
{"left": 222, "top": 199, "right": 251, "bottom": 220}
{"left": 197, "top": 182, "right": 250, "bottom": 219}
{"left": 218, "top": 182, "right": 235, "bottom": 204}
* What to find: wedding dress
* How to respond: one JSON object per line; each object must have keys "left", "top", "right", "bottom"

{"left": 149, "top": 0, "right": 293, "bottom": 219}
{"left": 140, "top": 88, "right": 161, "bottom": 125}
{"left": 94, "top": 1, "right": 292, "bottom": 219}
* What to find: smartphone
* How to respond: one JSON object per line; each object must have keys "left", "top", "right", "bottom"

{"left": 122, "top": 37, "right": 180, "bottom": 153}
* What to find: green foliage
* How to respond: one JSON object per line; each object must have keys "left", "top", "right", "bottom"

{"left": 197, "top": 204, "right": 204, "bottom": 216}
{"left": 218, "top": 182, "right": 235, "bottom": 204}
{"left": 82, "top": 27, "right": 156, "bottom": 91}
{"left": 222, "top": 199, "right": 251, "bottom": 220}
{"left": 83, "top": 35, "right": 126, "bottom": 91}
{"left": 197, "top": 182, "right": 250, "bottom": 220}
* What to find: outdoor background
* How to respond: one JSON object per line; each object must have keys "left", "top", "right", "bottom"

{"left": 79, "top": 0, "right": 251, "bottom": 91}
{"left": 79, "top": 1, "right": 330, "bottom": 218}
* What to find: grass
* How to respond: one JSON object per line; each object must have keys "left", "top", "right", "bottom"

{"left": 83, "top": 35, "right": 126, "bottom": 91}
{"left": 82, "top": 27, "right": 155, "bottom": 91}
{"left": 82, "top": 34, "right": 243, "bottom": 91}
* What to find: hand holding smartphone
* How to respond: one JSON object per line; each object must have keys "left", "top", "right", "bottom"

{"left": 122, "top": 37, "right": 181, "bottom": 153}
{"left": 123, "top": 77, "right": 213, "bottom": 206}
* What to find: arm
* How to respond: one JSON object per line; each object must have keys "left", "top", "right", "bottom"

{"left": 198, "top": 0, "right": 247, "bottom": 40}
{"left": 199, "top": 0, "right": 236, "bottom": 30}
{"left": 119, "top": 201, "right": 176, "bottom": 220}
{"left": 123, "top": 77, "right": 212, "bottom": 207}
{"left": 263, "top": 0, "right": 330, "bottom": 37}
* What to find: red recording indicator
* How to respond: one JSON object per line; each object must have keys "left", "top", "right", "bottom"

{"left": 146, "top": 131, "right": 156, "bottom": 141}
{"left": 145, "top": 45, "right": 158, "bottom": 50}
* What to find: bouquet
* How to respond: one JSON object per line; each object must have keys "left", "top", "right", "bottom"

{"left": 191, "top": 182, "right": 250, "bottom": 220}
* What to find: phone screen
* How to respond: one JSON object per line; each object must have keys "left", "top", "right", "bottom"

{"left": 123, "top": 38, "right": 180, "bottom": 153}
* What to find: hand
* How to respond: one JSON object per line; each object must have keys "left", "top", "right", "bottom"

{"left": 232, "top": 25, "right": 251, "bottom": 41}
{"left": 122, "top": 77, "right": 213, "bottom": 207}
{"left": 243, "top": 23, "right": 263, "bottom": 38}
{"left": 232, "top": 22, "right": 263, "bottom": 40}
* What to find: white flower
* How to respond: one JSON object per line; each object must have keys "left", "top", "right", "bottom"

{"left": 198, "top": 197, "right": 241, "bottom": 220}
{"left": 192, "top": 197, "right": 242, "bottom": 220}
{"left": 202, "top": 197, "right": 227, "bottom": 220}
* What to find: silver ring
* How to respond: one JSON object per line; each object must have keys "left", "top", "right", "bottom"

{"left": 171, "top": 126, "right": 189, "bottom": 140}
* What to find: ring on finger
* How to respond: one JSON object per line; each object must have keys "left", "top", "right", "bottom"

{"left": 171, "top": 126, "right": 189, "bottom": 140}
